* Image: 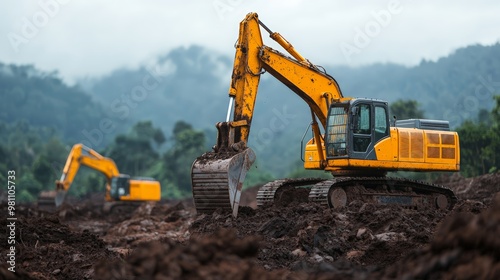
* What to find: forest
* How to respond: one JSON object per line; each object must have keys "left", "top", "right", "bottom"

{"left": 1, "top": 42, "right": 499, "bottom": 202}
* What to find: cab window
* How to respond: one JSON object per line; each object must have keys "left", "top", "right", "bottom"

{"left": 353, "top": 104, "right": 371, "bottom": 152}
{"left": 355, "top": 104, "right": 371, "bottom": 134}
{"left": 374, "top": 106, "right": 389, "bottom": 141}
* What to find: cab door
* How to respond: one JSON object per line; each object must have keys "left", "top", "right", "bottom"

{"left": 110, "top": 175, "right": 131, "bottom": 200}
{"left": 349, "top": 100, "right": 389, "bottom": 159}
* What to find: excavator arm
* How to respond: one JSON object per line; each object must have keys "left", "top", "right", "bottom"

{"left": 217, "top": 12, "right": 345, "bottom": 153}
{"left": 55, "top": 144, "right": 120, "bottom": 206}
{"left": 192, "top": 12, "right": 459, "bottom": 217}
{"left": 192, "top": 12, "right": 346, "bottom": 217}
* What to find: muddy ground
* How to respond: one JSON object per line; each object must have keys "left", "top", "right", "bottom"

{"left": 1, "top": 172, "right": 499, "bottom": 279}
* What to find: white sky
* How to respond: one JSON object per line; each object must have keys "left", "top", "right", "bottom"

{"left": 1, "top": 0, "right": 499, "bottom": 84}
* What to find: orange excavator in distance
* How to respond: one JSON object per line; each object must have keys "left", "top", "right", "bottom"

{"left": 191, "top": 12, "right": 460, "bottom": 217}
{"left": 50, "top": 144, "right": 161, "bottom": 212}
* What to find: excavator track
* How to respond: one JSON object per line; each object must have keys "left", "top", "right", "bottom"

{"left": 103, "top": 201, "right": 144, "bottom": 214}
{"left": 341, "top": 177, "right": 454, "bottom": 210}
{"left": 258, "top": 177, "right": 457, "bottom": 210}
{"left": 256, "top": 178, "right": 325, "bottom": 207}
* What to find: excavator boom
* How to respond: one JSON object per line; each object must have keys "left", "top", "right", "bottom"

{"left": 192, "top": 13, "right": 344, "bottom": 217}
{"left": 225, "top": 13, "right": 344, "bottom": 145}
{"left": 55, "top": 144, "right": 119, "bottom": 206}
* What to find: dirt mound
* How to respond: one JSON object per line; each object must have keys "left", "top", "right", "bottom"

{"left": 240, "top": 185, "right": 261, "bottom": 209}
{"left": 103, "top": 202, "right": 193, "bottom": 248}
{"left": 190, "top": 198, "right": 448, "bottom": 276}
{"left": 0, "top": 206, "right": 118, "bottom": 280}
{"left": 436, "top": 172, "right": 500, "bottom": 205}
{"left": 381, "top": 193, "right": 500, "bottom": 279}
{"left": 95, "top": 229, "right": 299, "bottom": 280}
{"left": 24, "top": 186, "right": 498, "bottom": 279}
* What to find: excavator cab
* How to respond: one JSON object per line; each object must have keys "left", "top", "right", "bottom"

{"left": 109, "top": 174, "right": 131, "bottom": 200}
{"left": 325, "top": 99, "right": 390, "bottom": 160}
{"left": 110, "top": 174, "right": 161, "bottom": 202}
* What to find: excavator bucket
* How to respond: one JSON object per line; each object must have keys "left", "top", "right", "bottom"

{"left": 37, "top": 190, "right": 57, "bottom": 212}
{"left": 55, "top": 191, "right": 67, "bottom": 207}
{"left": 54, "top": 181, "right": 67, "bottom": 207}
{"left": 191, "top": 148, "right": 256, "bottom": 218}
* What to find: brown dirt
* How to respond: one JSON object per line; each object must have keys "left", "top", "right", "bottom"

{"left": 379, "top": 192, "right": 500, "bottom": 279}
{"left": 0, "top": 206, "right": 119, "bottom": 279}
{"left": 1, "top": 171, "right": 499, "bottom": 279}
{"left": 436, "top": 172, "right": 500, "bottom": 206}
{"left": 194, "top": 150, "right": 239, "bottom": 163}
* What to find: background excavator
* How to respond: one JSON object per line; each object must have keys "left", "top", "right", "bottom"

{"left": 191, "top": 12, "right": 460, "bottom": 217}
{"left": 42, "top": 143, "right": 161, "bottom": 212}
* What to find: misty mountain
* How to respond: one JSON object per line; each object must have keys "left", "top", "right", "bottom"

{"left": 333, "top": 43, "right": 500, "bottom": 124}
{"left": 80, "top": 46, "right": 232, "bottom": 143}
{"left": 0, "top": 63, "right": 110, "bottom": 145}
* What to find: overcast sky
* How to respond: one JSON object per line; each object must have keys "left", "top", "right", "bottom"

{"left": 1, "top": 0, "right": 499, "bottom": 84}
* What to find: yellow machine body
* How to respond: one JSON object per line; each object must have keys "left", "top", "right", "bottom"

{"left": 304, "top": 127, "right": 460, "bottom": 172}
{"left": 54, "top": 143, "right": 161, "bottom": 206}
{"left": 191, "top": 12, "right": 460, "bottom": 217}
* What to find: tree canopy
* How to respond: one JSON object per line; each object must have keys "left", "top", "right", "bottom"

{"left": 456, "top": 96, "right": 500, "bottom": 176}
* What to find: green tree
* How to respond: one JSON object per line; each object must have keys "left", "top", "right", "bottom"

{"left": 105, "top": 121, "right": 165, "bottom": 175}
{"left": 130, "top": 121, "right": 166, "bottom": 148}
{"left": 82, "top": 173, "right": 106, "bottom": 195}
{"left": 390, "top": 99, "right": 425, "bottom": 120}
{"left": 243, "top": 165, "right": 274, "bottom": 189}
{"left": 490, "top": 96, "right": 500, "bottom": 172}
{"left": 493, "top": 96, "right": 500, "bottom": 129}
{"left": 33, "top": 138, "right": 68, "bottom": 188}
{"left": 17, "top": 173, "right": 42, "bottom": 202}
{"left": 162, "top": 121, "right": 206, "bottom": 196}
{"left": 456, "top": 121, "right": 494, "bottom": 176}
{"left": 107, "top": 136, "right": 158, "bottom": 175}
{"left": 456, "top": 95, "right": 500, "bottom": 177}
{"left": 32, "top": 156, "right": 53, "bottom": 186}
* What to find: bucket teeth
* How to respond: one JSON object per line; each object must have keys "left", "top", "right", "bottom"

{"left": 55, "top": 190, "right": 67, "bottom": 207}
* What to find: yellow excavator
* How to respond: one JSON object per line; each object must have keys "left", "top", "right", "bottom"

{"left": 191, "top": 12, "right": 460, "bottom": 217}
{"left": 53, "top": 143, "right": 161, "bottom": 212}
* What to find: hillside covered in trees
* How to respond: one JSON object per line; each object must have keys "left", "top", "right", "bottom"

{"left": 1, "top": 43, "right": 499, "bottom": 201}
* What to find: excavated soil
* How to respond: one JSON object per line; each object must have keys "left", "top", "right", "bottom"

{"left": 1, "top": 172, "right": 499, "bottom": 279}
